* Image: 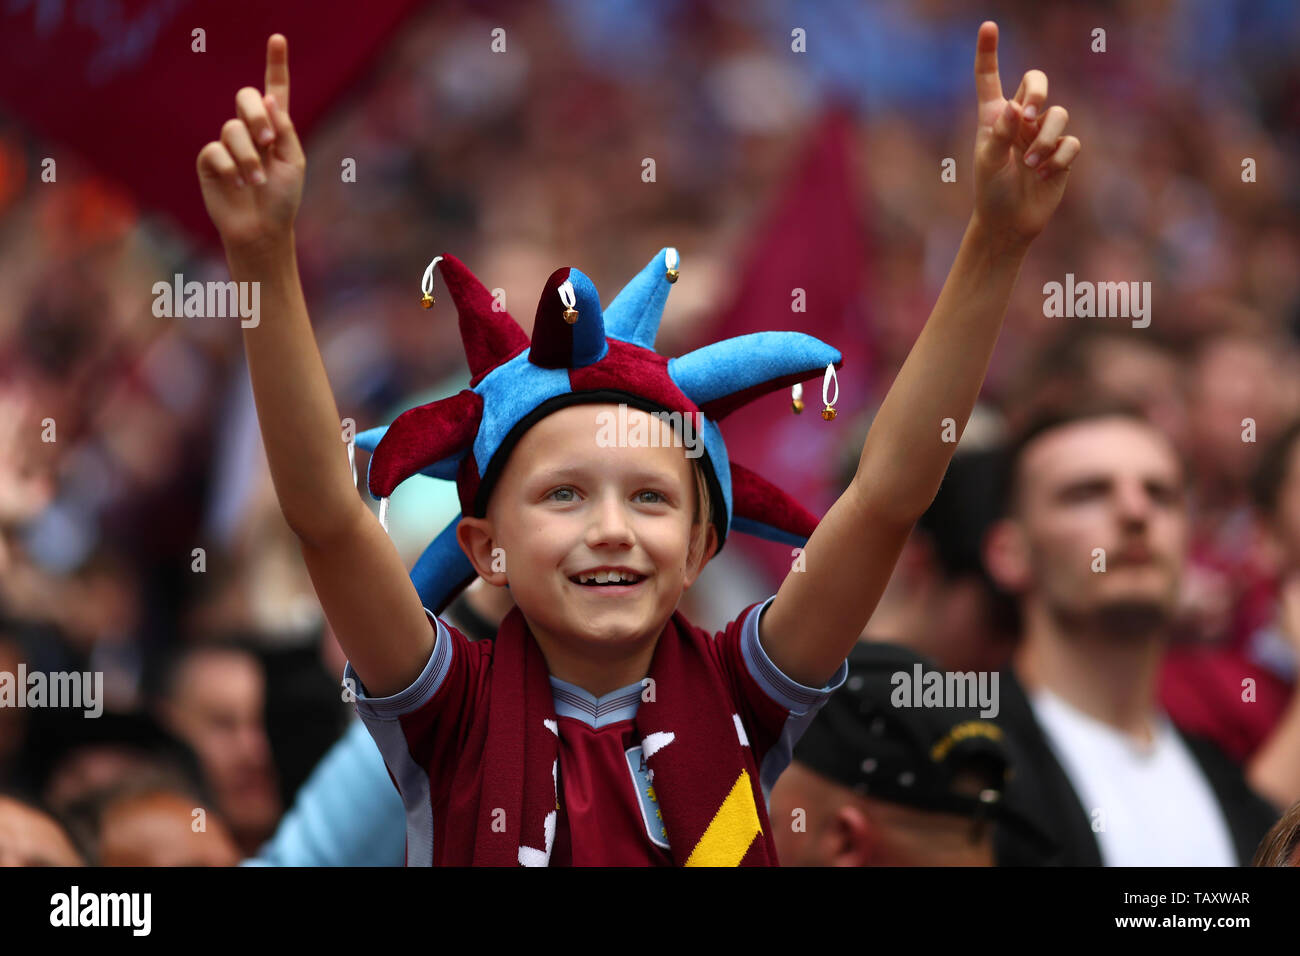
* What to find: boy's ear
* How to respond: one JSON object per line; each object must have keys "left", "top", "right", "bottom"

{"left": 456, "top": 515, "right": 508, "bottom": 587}
{"left": 683, "top": 525, "right": 719, "bottom": 590}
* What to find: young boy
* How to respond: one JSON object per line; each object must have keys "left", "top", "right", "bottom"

{"left": 196, "top": 22, "right": 1079, "bottom": 865}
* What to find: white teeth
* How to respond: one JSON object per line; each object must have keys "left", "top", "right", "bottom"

{"left": 574, "top": 570, "right": 642, "bottom": 584}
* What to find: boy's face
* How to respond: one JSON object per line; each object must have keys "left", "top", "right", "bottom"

{"left": 459, "top": 403, "right": 715, "bottom": 663}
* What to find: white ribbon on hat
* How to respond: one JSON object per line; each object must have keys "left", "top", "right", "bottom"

{"left": 558, "top": 279, "right": 577, "bottom": 311}
{"left": 422, "top": 256, "right": 444, "bottom": 297}
{"left": 822, "top": 362, "right": 838, "bottom": 408}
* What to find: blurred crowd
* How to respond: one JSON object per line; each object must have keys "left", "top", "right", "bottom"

{"left": 3, "top": 0, "right": 1300, "bottom": 865}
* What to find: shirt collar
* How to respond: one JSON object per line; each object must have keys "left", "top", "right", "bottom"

{"left": 549, "top": 675, "right": 644, "bottom": 729}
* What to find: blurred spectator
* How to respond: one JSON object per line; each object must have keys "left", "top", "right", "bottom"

{"left": 98, "top": 788, "right": 239, "bottom": 866}
{"left": 1002, "top": 324, "right": 1189, "bottom": 453}
{"left": 61, "top": 771, "right": 239, "bottom": 866}
{"left": 151, "top": 642, "right": 281, "bottom": 855}
{"left": 1177, "top": 331, "right": 1300, "bottom": 643}
{"left": 983, "top": 401, "right": 1277, "bottom": 865}
{"left": 0, "top": 794, "right": 83, "bottom": 866}
{"left": 1161, "top": 416, "right": 1300, "bottom": 809}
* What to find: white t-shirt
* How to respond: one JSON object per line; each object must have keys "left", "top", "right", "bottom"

{"left": 1028, "top": 688, "right": 1237, "bottom": 866}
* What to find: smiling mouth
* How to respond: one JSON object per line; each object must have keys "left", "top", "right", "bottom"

{"left": 568, "top": 570, "right": 648, "bottom": 589}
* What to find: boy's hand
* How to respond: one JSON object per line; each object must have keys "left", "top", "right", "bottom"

{"left": 972, "top": 21, "right": 1080, "bottom": 248}
{"left": 196, "top": 34, "right": 305, "bottom": 251}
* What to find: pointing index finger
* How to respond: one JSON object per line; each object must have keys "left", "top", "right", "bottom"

{"left": 265, "top": 34, "right": 289, "bottom": 116}
{"left": 974, "top": 21, "right": 1002, "bottom": 108}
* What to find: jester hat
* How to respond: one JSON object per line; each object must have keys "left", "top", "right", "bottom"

{"left": 356, "top": 248, "right": 843, "bottom": 614}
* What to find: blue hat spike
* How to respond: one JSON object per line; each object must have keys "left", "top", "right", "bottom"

{"left": 603, "top": 247, "right": 678, "bottom": 349}
{"left": 409, "top": 514, "right": 477, "bottom": 614}
{"left": 667, "top": 331, "right": 842, "bottom": 420}
{"left": 355, "top": 426, "right": 387, "bottom": 453}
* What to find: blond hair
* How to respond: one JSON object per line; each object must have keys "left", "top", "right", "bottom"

{"left": 689, "top": 456, "right": 714, "bottom": 568}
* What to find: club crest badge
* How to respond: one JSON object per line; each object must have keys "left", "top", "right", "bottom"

{"left": 625, "top": 745, "right": 670, "bottom": 850}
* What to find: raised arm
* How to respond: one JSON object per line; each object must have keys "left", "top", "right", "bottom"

{"left": 196, "top": 35, "right": 432, "bottom": 697}
{"left": 761, "top": 21, "right": 1081, "bottom": 687}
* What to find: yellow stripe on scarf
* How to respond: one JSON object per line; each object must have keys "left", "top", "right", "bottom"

{"left": 685, "top": 769, "right": 762, "bottom": 866}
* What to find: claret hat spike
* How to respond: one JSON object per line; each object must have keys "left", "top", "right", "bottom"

{"left": 423, "top": 254, "right": 530, "bottom": 384}
{"left": 367, "top": 389, "right": 483, "bottom": 500}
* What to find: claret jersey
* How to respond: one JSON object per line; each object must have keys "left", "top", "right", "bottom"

{"left": 346, "top": 595, "right": 848, "bottom": 866}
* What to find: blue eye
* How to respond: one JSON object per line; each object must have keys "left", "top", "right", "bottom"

{"left": 636, "top": 490, "right": 667, "bottom": 504}
{"left": 549, "top": 487, "right": 576, "bottom": 502}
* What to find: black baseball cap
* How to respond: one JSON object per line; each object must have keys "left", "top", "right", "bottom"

{"left": 793, "top": 642, "right": 1047, "bottom": 848}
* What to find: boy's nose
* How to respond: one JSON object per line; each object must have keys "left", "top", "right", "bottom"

{"left": 585, "top": 493, "right": 635, "bottom": 548}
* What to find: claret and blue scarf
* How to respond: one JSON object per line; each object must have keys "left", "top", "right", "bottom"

{"left": 355, "top": 249, "right": 843, "bottom": 865}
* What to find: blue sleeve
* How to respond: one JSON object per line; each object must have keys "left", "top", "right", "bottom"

{"left": 740, "top": 594, "right": 849, "bottom": 716}
{"left": 738, "top": 594, "right": 849, "bottom": 807}
{"left": 243, "top": 717, "right": 406, "bottom": 867}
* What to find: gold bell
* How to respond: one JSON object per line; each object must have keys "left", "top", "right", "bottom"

{"left": 421, "top": 292, "right": 434, "bottom": 309}
{"left": 821, "top": 405, "right": 837, "bottom": 421}
{"left": 665, "top": 268, "right": 679, "bottom": 284}
{"left": 792, "top": 396, "right": 804, "bottom": 414}
{"left": 562, "top": 307, "right": 578, "bottom": 324}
